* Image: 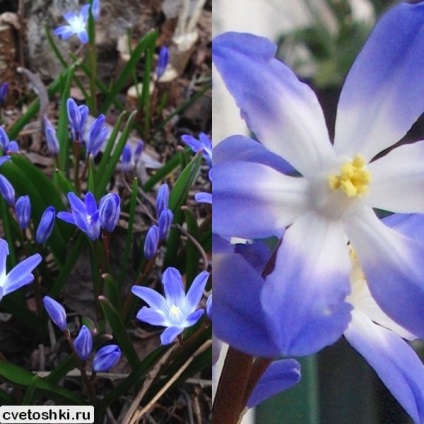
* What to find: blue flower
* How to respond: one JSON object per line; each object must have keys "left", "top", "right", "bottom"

{"left": 181, "top": 133, "right": 212, "bottom": 167}
{"left": 44, "top": 116, "right": 59, "bottom": 155}
{"left": 194, "top": 192, "right": 211, "bottom": 204}
{"left": 213, "top": 2, "right": 424, "bottom": 350}
{"left": 43, "top": 296, "right": 67, "bottom": 331}
{"left": 156, "top": 184, "right": 169, "bottom": 216}
{"left": 0, "top": 127, "right": 9, "bottom": 152}
{"left": 86, "top": 114, "right": 108, "bottom": 157}
{"left": 36, "top": 206, "right": 56, "bottom": 244}
{"left": 156, "top": 46, "right": 169, "bottom": 79}
{"left": 132, "top": 268, "right": 209, "bottom": 345}
{"left": 98, "top": 193, "right": 120, "bottom": 233}
{"left": 143, "top": 225, "right": 159, "bottom": 259}
{"left": 53, "top": 4, "right": 90, "bottom": 44}
{"left": 92, "top": 345, "right": 121, "bottom": 372}
{"left": 15, "top": 195, "right": 31, "bottom": 230}
{"left": 0, "top": 82, "right": 8, "bottom": 104}
{"left": 158, "top": 208, "right": 173, "bottom": 240}
{"left": 74, "top": 325, "right": 93, "bottom": 361}
{"left": 91, "top": 0, "right": 100, "bottom": 21}
{"left": 57, "top": 192, "right": 101, "bottom": 241}
{"left": 66, "top": 98, "right": 89, "bottom": 142}
{"left": 0, "top": 239, "right": 41, "bottom": 302}
{"left": 0, "top": 175, "right": 14, "bottom": 206}
{"left": 120, "top": 145, "right": 132, "bottom": 173}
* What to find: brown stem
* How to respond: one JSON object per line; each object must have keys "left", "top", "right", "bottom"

{"left": 242, "top": 357, "right": 273, "bottom": 407}
{"left": 213, "top": 346, "right": 254, "bottom": 424}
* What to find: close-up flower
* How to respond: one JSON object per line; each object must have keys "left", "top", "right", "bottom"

{"left": 57, "top": 192, "right": 101, "bottom": 241}
{"left": 213, "top": 2, "right": 424, "bottom": 354}
{"left": 132, "top": 268, "right": 209, "bottom": 345}
{"left": 0, "top": 239, "right": 41, "bottom": 302}
{"left": 53, "top": 4, "right": 90, "bottom": 44}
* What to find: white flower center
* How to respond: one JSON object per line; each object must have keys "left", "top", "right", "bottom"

{"left": 69, "top": 15, "right": 86, "bottom": 33}
{"left": 169, "top": 305, "right": 183, "bottom": 323}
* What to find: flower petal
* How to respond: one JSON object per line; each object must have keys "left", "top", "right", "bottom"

{"left": 3, "top": 253, "right": 42, "bottom": 296}
{"left": 131, "top": 286, "right": 167, "bottom": 311}
{"left": 214, "top": 161, "right": 309, "bottom": 238}
{"left": 334, "top": 3, "right": 424, "bottom": 160}
{"left": 261, "top": 211, "right": 352, "bottom": 356}
{"left": 213, "top": 32, "right": 334, "bottom": 177}
{"left": 184, "top": 309, "right": 205, "bottom": 327}
{"left": 214, "top": 249, "right": 282, "bottom": 357}
{"left": 345, "top": 310, "right": 424, "bottom": 423}
{"left": 346, "top": 206, "right": 424, "bottom": 339}
{"left": 160, "top": 326, "right": 183, "bottom": 345}
{"left": 53, "top": 26, "right": 74, "bottom": 39}
{"left": 136, "top": 307, "right": 168, "bottom": 326}
{"left": 184, "top": 271, "right": 209, "bottom": 313}
{"left": 0, "top": 239, "right": 9, "bottom": 278}
{"left": 247, "top": 359, "right": 301, "bottom": 408}
{"left": 367, "top": 141, "right": 424, "bottom": 213}
{"left": 162, "top": 267, "right": 185, "bottom": 307}
{"left": 214, "top": 135, "right": 296, "bottom": 175}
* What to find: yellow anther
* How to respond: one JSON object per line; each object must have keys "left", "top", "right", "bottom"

{"left": 328, "top": 155, "right": 371, "bottom": 197}
{"left": 169, "top": 305, "right": 182, "bottom": 319}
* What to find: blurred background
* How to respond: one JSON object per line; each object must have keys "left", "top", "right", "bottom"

{"left": 212, "top": 1, "right": 424, "bottom": 423}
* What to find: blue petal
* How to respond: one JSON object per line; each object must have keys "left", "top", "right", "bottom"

{"left": 160, "top": 326, "right": 183, "bottom": 345}
{"left": 3, "top": 253, "right": 42, "bottom": 296}
{"left": 43, "top": 296, "right": 67, "bottom": 331}
{"left": 136, "top": 307, "right": 168, "bottom": 326}
{"left": 382, "top": 213, "right": 424, "bottom": 241}
{"left": 345, "top": 311, "right": 424, "bottom": 423}
{"left": 214, "top": 135, "right": 296, "bottom": 175}
{"left": 335, "top": 2, "right": 424, "bottom": 160}
{"left": 233, "top": 241, "right": 273, "bottom": 274}
{"left": 184, "top": 309, "right": 205, "bottom": 327}
{"left": 213, "top": 32, "right": 334, "bottom": 177}
{"left": 56, "top": 211, "right": 75, "bottom": 225}
{"left": 162, "top": 267, "right": 185, "bottom": 307}
{"left": 214, "top": 248, "right": 281, "bottom": 357}
{"left": 78, "top": 30, "right": 89, "bottom": 44}
{"left": 261, "top": 212, "right": 352, "bottom": 356}
{"left": 347, "top": 206, "right": 424, "bottom": 339}
{"left": 0, "top": 239, "right": 9, "bottom": 278}
{"left": 184, "top": 271, "right": 209, "bottom": 314}
{"left": 247, "top": 359, "right": 301, "bottom": 408}
{"left": 53, "top": 26, "right": 74, "bottom": 39}
{"left": 131, "top": 286, "right": 167, "bottom": 311}
{"left": 214, "top": 160, "right": 308, "bottom": 239}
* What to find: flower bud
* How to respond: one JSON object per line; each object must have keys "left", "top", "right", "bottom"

{"left": 86, "top": 114, "right": 107, "bottom": 157}
{"left": 44, "top": 116, "right": 59, "bottom": 155}
{"left": 0, "top": 175, "right": 15, "bottom": 206}
{"left": 43, "top": 296, "right": 67, "bottom": 331}
{"left": 158, "top": 208, "right": 173, "bottom": 240}
{"left": 7, "top": 141, "right": 19, "bottom": 153}
{"left": 206, "top": 294, "right": 212, "bottom": 320}
{"left": 0, "top": 127, "right": 9, "bottom": 152}
{"left": 36, "top": 206, "right": 56, "bottom": 244}
{"left": 91, "top": 0, "right": 100, "bottom": 20}
{"left": 156, "top": 184, "right": 169, "bottom": 216}
{"left": 74, "top": 325, "right": 93, "bottom": 361}
{"left": 121, "top": 145, "right": 132, "bottom": 172}
{"left": 67, "top": 99, "right": 88, "bottom": 141}
{"left": 0, "top": 82, "right": 8, "bottom": 104}
{"left": 134, "top": 140, "right": 144, "bottom": 163}
{"left": 144, "top": 225, "right": 159, "bottom": 259}
{"left": 92, "top": 344, "right": 121, "bottom": 372}
{"left": 156, "top": 46, "right": 169, "bottom": 79}
{"left": 99, "top": 193, "right": 120, "bottom": 232}
{"left": 15, "top": 195, "right": 31, "bottom": 230}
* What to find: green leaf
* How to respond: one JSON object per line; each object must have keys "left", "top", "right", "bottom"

{"left": 100, "top": 31, "right": 158, "bottom": 114}
{"left": 99, "top": 296, "right": 141, "bottom": 370}
{"left": 182, "top": 206, "right": 201, "bottom": 285}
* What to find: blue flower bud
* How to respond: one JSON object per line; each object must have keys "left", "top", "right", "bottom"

{"left": 0, "top": 126, "right": 10, "bottom": 152}
{"left": 15, "top": 195, "right": 31, "bottom": 230}
{"left": 206, "top": 294, "right": 212, "bottom": 320}
{"left": 44, "top": 116, "right": 59, "bottom": 155}
{"left": 156, "top": 184, "right": 169, "bottom": 216}
{"left": 156, "top": 46, "right": 169, "bottom": 79}
{"left": 36, "top": 206, "right": 55, "bottom": 244}
{"left": 0, "top": 175, "right": 15, "bottom": 206}
{"left": 43, "top": 296, "right": 67, "bottom": 331}
{"left": 7, "top": 141, "right": 19, "bottom": 153}
{"left": 74, "top": 325, "right": 93, "bottom": 361}
{"left": 91, "top": 0, "right": 100, "bottom": 20}
{"left": 158, "top": 208, "right": 173, "bottom": 240}
{"left": 144, "top": 225, "right": 159, "bottom": 259}
{"left": 92, "top": 344, "right": 121, "bottom": 372}
{"left": 0, "top": 82, "right": 8, "bottom": 104}
{"left": 67, "top": 99, "right": 88, "bottom": 141}
{"left": 86, "top": 114, "right": 107, "bottom": 157}
{"left": 121, "top": 145, "right": 132, "bottom": 172}
{"left": 134, "top": 140, "right": 144, "bottom": 163}
{"left": 99, "top": 193, "right": 120, "bottom": 232}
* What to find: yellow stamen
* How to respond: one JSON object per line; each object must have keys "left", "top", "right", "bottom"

{"left": 169, "top": 305, "right": 182, "bottom": 320}
{"left": 328, "top": 155, "right": 371, "bottom": 197}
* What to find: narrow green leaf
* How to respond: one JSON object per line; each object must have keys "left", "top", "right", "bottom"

{"left": 54, "top": 168, "right": 78, "bottom": 196}
{"left": 100, "top": 31, "right": 158, "bottom": 114}
{"left": 103, "top": 273, "right": 121, "bottom": 311}
{"left": 141, "top": 37, "right": 155, "bottom": 137}
{"left": 45, "top": 355, "right": 76, "bottom": 384}
{"left": 57, "top": 70, "right": 73, "bottom": 173}
{"left": 99, "top": 296, "right": 141, "bottom": 370}
{"left": 182, "top": 207, "right": 201, "bottom": 285}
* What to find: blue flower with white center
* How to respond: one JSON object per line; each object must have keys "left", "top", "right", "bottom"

{"left": 57, "top": 192, "right": 101, "bottom": 241}
{"left": 132, "top": 268, "right": 209, "bottom": 345}
{"left": 74, "top": 325, "right": 93, "bottom": 361}
{"left": 43, "top": 296, "right": 67, "bottom": 331}
{"left": 92, "top": 344, "right": 121, "bottom": 372}
{"left": 0, "top": 239, "right": 41, "bottom": 302}
{"left": 36, "top": 206, "right": 56, "bottom": 244}
{"left": 53, "top": 4, "right": 90, "bottom": 44}
{"left": 213, "top": 2, "right": 424, "bottom": 351}
{"left": 181, "top": 133, "right": 212, "bottom": 167}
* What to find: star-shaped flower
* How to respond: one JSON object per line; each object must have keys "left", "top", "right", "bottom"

{"left": 53, "top": 4, "right": 90, "bottom": 44}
